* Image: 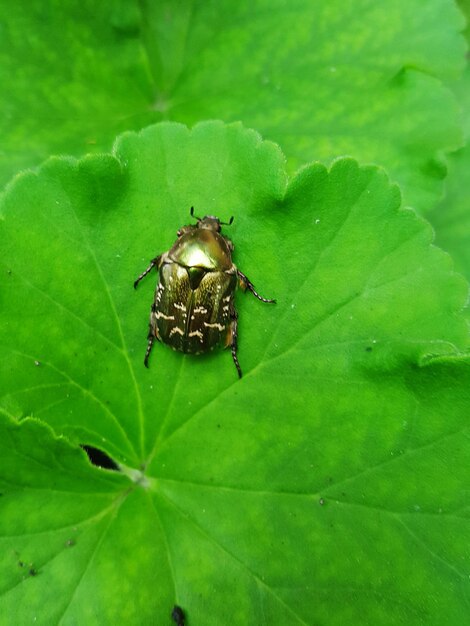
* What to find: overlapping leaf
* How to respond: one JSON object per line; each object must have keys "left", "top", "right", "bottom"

{"left": 0, "top": 0, "right": 466, "bottom": 212}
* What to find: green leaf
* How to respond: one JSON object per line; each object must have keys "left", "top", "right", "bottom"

{"left": 0, "top": 417, "right": 169, "bottom": 624}
{"left": 430, "top": 144, "right": 470, "bottom": 281}
{"left": 0, "top": 122, "right": 469, "bottom": 625}
{"left": 428, "top": 59, "right": 470, "bottom": 281}
{"left": 0, "top": 1, "right": 466, "bottom": 212}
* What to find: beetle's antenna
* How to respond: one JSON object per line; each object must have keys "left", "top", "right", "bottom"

{"left": 220, "top": 216, "right": 234, "bottom": 226}
{"left": 190, "top": 206, "right": 202, "bottom": 221}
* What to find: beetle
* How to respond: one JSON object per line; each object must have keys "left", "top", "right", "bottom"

{"left": 134, "top": 207, "right": 275, "bottom": 377}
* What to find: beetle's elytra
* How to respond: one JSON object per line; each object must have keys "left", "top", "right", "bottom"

{"left": 134, "top": 207, "right": 275, "bottom": 378}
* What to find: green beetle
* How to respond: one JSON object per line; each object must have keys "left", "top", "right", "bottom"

{"left": 134, "top": 207, "right": 275, "bottom": 377}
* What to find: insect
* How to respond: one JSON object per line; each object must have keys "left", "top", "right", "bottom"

{"left": 134, "top": 207, "right": 275, "bottom": 377}
{"left": 171, "top": 605, "right": 185, "bottom": 626}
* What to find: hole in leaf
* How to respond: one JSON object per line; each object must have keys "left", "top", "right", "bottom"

{"left": 81, "top": 445, "right": 120, "bottom": 471}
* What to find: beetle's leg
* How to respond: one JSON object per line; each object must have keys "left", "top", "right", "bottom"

{"left": 237, "top": 270, "right": 276, "bottom": 304}
{"left": 144, "top": 304, "right": 159, "bottom": 368}
{"left": 226, "top": 303, "right": 242, "bottom": 378}
{"left": 134, "top": 256, "right": 161, "bottom": 289}
{"left": 144, "top": 333, "right": 155, "bottom": 368}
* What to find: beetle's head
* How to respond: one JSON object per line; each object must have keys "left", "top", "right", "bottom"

{"left": 190, "top": 207, "right": 234, "bottom": 233}
{"left": 198, "top": 216, "right": 223, "bottom": 232}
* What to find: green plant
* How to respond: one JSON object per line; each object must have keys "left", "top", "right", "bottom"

{"left": 0, "top": 3, "right": 469, "bottom": 625}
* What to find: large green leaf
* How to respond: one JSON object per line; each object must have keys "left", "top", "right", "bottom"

{"left": 0, "top": 122, "right": 469, "bottom": 625}
{"left": 0, "top": 0, "right": 466, "bottom": 212}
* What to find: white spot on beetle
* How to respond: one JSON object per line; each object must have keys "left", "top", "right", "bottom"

{"left": 169, "top": 327, "right": 184, "bottom": 337}
{"left": 173, "top": 303, "right": 186, "bottom": 311}
{"left": 204, "top": 322, "right": 225, "bottom": 331}
{"left": 156, "top": 312, "right": 175, "bottom": 321}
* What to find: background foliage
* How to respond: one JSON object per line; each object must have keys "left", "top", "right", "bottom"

{"left": 0, "top": 2, "right": 469, "bottom": 625}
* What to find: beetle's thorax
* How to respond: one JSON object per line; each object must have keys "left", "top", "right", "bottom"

{"left": 169, "top": 227, "right": 233, "bottom": 271}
